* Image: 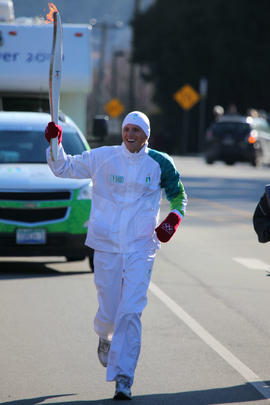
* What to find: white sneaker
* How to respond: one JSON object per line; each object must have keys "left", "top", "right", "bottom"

{"left": 113, "top": 375, "right": 132, "bottom": 400}
{"left": 97, "top": 337, "right": 111, "bottom": 367}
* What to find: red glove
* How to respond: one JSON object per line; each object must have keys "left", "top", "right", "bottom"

{"left": 45, "top": 122, "right": 62, "bottom": 145}
{"left": 155, "top": 212, "right": 181, "bottom": 243}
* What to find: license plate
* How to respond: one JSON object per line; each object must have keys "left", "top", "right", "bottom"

{"left": 16, "top": 228, "right": 46, "bottom": 245}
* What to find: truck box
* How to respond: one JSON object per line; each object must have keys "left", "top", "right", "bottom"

{"left": 0, "top": 19, "right": 92, "bottom": 134}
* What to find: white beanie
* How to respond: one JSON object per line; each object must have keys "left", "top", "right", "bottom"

{"left": 122, "top": 111, "right": 150, "bottom": 138}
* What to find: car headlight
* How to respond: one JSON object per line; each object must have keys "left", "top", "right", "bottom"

{"left": 77, "top": 182, "right": 92, "bottom": 200}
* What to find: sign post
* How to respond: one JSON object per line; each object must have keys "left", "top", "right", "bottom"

{"left": 198, "top": 77, "right": 208, "bottom": 152}
{"left": 174, "top": 84, "right": 200, "bottom": 154}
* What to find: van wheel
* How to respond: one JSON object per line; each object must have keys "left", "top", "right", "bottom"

{"left": 205, "top": 155, "right": 215, "bottom": 164}
{"left": 225, "top": 160, "right": 235, "bottom": 165}
{"left": 88, "top": 249, "right": 94, "bottom": 273}
{"left": 66, "top": 256, "right": 85, "bottom": 261}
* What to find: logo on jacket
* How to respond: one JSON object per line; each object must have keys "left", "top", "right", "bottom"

{"left": 146, "top": 174, "right": 151, "bottom": 184}
{"left": 110, "top": 174, "right": 124, "bottom": 184}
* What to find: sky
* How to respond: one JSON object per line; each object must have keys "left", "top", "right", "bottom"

{"left": 8, "top": 0, "right": 155, "bottom": 73}
{"left": 11, "top": 0, "right": 155, "bottom": 53}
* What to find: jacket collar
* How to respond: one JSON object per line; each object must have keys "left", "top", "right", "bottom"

{"left": 121, "top": 142, "right": 148, "bottom": 159}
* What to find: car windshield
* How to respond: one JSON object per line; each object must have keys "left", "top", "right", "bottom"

{"left": 212, "top": 122, "right": 250, "bottom": 135}
{"left": 0, "top": 129, "right": 87, "bottom": 163}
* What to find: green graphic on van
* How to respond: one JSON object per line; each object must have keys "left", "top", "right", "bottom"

{"left": 0, "top": 189, "right": 91, "bottom": 234}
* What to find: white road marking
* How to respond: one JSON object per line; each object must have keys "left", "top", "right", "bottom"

{"left": 149, "top": 281, "right": 270, "bottom": 400}
{"left": 233, "top": 257, "right": 270, "bottom": 271}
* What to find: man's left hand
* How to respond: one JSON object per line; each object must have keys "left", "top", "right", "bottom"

{"left": 155, "top": 212, "right": 181, "bottom": 243}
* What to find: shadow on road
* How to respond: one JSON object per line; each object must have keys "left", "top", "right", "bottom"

{"left": 0, "top": 394, "right": 75, "bottom": 405}
{"left": 1, "top": 381, "right": 268, "bottom": 404}
{"left": 0, "top": 259, "right": 91, "bottom": 280}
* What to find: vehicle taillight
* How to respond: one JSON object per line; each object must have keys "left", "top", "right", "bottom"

{"left": 248, "top": 135, "right": 256, "bottom": 144}
{"left": 75, "top": 32, "right": 83, "bottom": 37}
{"left": 9, "top": 31, "right": 17, "bottom": 36}
{"left": 248, "top": 130, "right": 257, "bottom": 144}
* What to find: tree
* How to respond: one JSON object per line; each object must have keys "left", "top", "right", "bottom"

{"left": 132, "top": 0, "right": 270, "bottom": 152}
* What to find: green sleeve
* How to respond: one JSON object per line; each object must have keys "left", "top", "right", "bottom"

{"left": 148, "top": 149, "right": 187, "bottom": 216}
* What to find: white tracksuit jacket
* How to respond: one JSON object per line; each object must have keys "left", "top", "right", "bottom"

{"left": 47, "top": 142, "right": 187, "bottom": 253}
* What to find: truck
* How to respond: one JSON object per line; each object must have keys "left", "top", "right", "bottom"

{"left": 0, "top": 1, "right": 97, "bottom": 270}
{"left": 0, "top": 0, "right": 92, "bottom": 135}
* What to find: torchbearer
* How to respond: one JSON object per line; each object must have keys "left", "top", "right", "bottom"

{"left": 48, "top": 10, "right": 62, "bottom": 161}
{"left": 44, "top": 111, "right": 187, "bottom": 400}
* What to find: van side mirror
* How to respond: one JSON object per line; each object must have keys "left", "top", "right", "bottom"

{"left": 92, "top": 115, "right": 109, "bottom": 139}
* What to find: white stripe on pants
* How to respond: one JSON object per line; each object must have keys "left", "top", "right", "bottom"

{"left": 93, "top": 250, "right": 156, "bottom": 385}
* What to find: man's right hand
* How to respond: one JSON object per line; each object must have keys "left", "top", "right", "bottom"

{"left": 45, "top": 122, "right": 63, "bottom": 145}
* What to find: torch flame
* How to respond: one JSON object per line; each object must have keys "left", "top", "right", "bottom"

{"left": 45, "top": 2, "right": 59, "bottom": 24}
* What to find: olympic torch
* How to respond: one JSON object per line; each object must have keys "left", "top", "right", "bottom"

{"left": 48, "top": 9, "right": 63, "bottom": 161}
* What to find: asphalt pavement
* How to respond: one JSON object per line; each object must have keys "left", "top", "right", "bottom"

{"left": 1, "top": 156, "right": 270, "bottom": 404}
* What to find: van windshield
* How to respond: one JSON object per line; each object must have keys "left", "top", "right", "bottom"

{"left": 0, "top": 129, "right": 87, "bottom": 163}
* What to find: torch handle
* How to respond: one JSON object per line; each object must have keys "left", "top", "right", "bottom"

{"left": 49, "top": 11, "right": 62, "bottom": 161}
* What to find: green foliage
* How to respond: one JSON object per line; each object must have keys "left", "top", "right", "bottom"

{"left": 132, "top": 0, "right": 270, "bottom": 152}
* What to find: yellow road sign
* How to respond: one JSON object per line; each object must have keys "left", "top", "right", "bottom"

{"left": 105, "top": 98, "right": 124, "bottom": 118}
{"left": 174, "top": 84, "right": 200, "bottom": 110}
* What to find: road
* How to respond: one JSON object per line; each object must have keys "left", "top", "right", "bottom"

{"left": 1, "top": 156, "right": 270, "bottom": 404}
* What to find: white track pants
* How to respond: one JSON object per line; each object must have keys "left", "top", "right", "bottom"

{"left": 93, "top": 250, "right": 156, "bottom": 385}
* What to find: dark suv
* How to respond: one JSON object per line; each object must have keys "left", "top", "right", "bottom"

{"left": 204, "top": 115, "right": 270, "bottom": 166}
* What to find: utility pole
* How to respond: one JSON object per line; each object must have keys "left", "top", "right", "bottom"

{"left": 128, "top": 0, "right": 141, "bottom": 111}
{"left": 97, "top": 22, "right": 108, "bottom": 115}
{"left": 111, "top": 50, "right": 124, "bottom": 99}
{"left": 90, "top": 19, "right": 123, "bottom": 115}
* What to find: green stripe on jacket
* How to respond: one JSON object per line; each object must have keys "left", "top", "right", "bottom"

{"left": 148, "top": 148, "right": 187, "bottom": 216}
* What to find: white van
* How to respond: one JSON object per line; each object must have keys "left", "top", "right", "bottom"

{"left": 0, "top": 111, "right": 94, "bottom": 270}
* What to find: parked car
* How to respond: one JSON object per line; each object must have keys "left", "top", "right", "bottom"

{"left": 204, "top": 114, "right": 270, "bottom": 166}
{"left": 0, "top": 111, "right": 94, "bottom": 271}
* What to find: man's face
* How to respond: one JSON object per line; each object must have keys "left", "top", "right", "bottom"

{"left": 122, "top": 124, "right": 148, "bottom": 153}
